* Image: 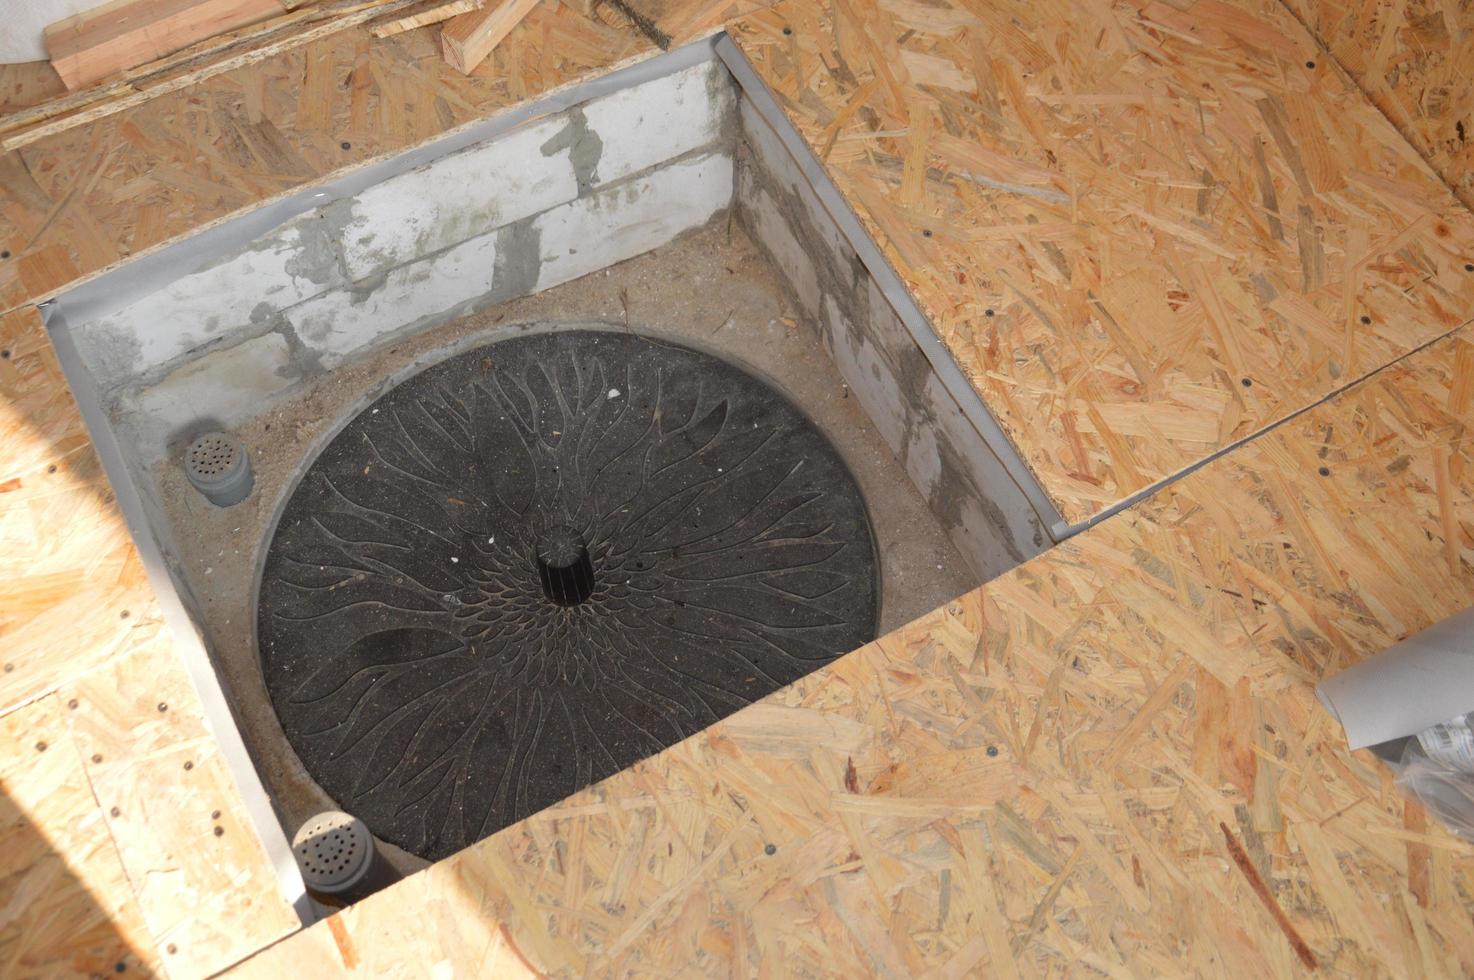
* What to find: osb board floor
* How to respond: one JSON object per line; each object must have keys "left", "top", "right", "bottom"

{"left": 0, "top": 4, "right": 654, "bottom": 316}
{"left": 0, "top": 306, "right": 299, "bottom": 977}
{"left": 231, "top": 320, "right": 1474, "bottom": 976}
{"left": 1287, "top": 0, "right": 1474, "bottom": 212}
{"left": 0, "top": 0, "right": 1470, "bottom": 974}
{"left": 726, "top": 0, "right": 1474, "bottom": 525}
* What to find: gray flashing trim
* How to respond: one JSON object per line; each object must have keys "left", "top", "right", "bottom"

{"left": 42, "top": 303, "right": 316, "bottom": 926}
{"left": 53, "top": 37, "right": 724, "bottom": 329}
{"left": 713, "top": 35, "right": 1068, "bottom": 540}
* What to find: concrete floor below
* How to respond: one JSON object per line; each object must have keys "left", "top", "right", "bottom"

{"left": 149, "top": 219, "right": 973, "bottom": 870}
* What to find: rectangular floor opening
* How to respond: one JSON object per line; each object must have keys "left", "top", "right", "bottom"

{"left": 40, "top": 39, "right": 1059, "bottom": 892}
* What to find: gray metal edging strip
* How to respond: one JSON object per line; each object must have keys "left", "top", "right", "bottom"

{"left": 713, "top": 35, "right": 1070, "bottom": 540}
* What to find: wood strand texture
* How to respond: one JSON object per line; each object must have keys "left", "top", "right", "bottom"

{"left": 728, "top": 0, "right": 1474, "bottom": 524}
{"left": 1285, "top": 0, "right": 1474, "bottom": 211}
{"left": 230, "top": 322, "right": 1474, "bottom": 976}
{"left": 44, "top": 0, "right": 285, "bottom": 91}
{"left": 0, "top": 307, "right": 299, "bottom": 975}
{"left": 369, "top": 0, "right": 487, "bottom": 37}
{"left": 441, "top": 0, "right": 544, "bottom": 73}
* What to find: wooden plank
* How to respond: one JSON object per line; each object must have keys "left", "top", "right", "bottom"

{"left": 1284, "top": 0, "right": 1474, "bottom": 210}
{"left": 226, "top": 321, "right": 1474, "bottom": 975}
{"left": 727, "top": 0, "right": 1474, "bottom": 525}
{"left": 441, "top": 0, "right": 542, "bottom": 73}
{"left": 369, "top": 0, "right": 486, "bottom": 37}
{"left": 0, "top": 62, "right": 66, "bottom": 115}
{"left": 45, "top": 0, "right": 285, "bottom": 91}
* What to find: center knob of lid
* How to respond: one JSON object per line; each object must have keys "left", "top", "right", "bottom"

{"left": 535, "top": 525, "right": 594, "bottom": 607}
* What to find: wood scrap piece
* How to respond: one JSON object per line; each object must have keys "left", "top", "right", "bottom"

{"left": 1220, "top": 821, "right": 1318, "bottom": 969}
{"left": 369, "top": 0, "right": 486, "bottom": 36}
{"left": 0, "top": 0, "right": 429, "bottom": 152}
{"left": 441, "top": 0, "right": 541, "bottom": 73}
{"left": 44, "top": 0, "right": 285, "bottom": 91}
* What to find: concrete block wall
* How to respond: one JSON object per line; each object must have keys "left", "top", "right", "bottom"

{"left": 735, "top": 95, "right": 1047, "bottom": 582}
{"left": 68, "top": 58, "right": 736, "bottom": 461}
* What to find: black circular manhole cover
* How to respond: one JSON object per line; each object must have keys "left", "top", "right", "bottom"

{"left": 258, "top": 327, "right": 879, "bottom": 860}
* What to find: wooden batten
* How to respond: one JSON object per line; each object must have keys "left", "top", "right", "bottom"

{"left": 440, "top": 0, "right": 542, "bottom": 72}
{"left": 44, "top": 0, "right": 285, "bottom": 91}
{"left": 370, "top": 0, "right": 487, "bottom": 37}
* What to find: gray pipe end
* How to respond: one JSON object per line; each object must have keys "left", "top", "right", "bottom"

{"left": 184, "top": 431, "right": 252, "bottom": 506}
{"left": 292, "top": 811, "right": 373, "bottom": 895}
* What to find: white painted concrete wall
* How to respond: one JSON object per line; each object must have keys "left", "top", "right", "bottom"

{"left": 736, "top": 94, "right": 1047, "bottom": 580}
{"left": 66, "top": 58, "right": 737, "bottom": 461}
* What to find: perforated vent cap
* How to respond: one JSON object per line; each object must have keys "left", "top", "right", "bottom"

{"left": 186, "top": 432, "right": 239, "bottom": 481}
{"left": 183, "top": 431, "right": 252, "bottom": 506}
{"left": 292, "top": 811, "right": 373, "bottom": 893}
